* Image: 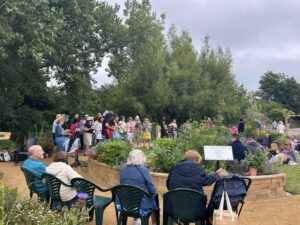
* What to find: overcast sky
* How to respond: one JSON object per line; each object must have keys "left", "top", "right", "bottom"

{"left": 95, "top": 0, "right": 300, "bottom": 91}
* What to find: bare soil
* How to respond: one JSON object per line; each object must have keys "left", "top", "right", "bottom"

{"left": 1, "top": 156, "right": 300, "bottom": 225}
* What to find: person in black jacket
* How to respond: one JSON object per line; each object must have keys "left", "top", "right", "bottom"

{"left": 165, "top": 150, "right": 227, "bottom": 222}
{"left": 230, "top": 134, "right": 246, "bottom": 161}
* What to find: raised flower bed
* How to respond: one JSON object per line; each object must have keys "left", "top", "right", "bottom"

{"left": 84, "top": 159, "right": 285, "bottom": 201}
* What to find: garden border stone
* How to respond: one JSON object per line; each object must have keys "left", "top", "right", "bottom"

{"left": 85, "top": 159, "right": 286, "bottom": 201}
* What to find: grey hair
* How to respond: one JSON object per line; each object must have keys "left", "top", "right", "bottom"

{"left": 127, "top": 149, "right": 146, "bottom": 166}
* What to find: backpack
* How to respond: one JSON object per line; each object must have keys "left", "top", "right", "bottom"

{"left": 0, "top": 150, "right": 12, "bottom": 162}
{"left": 212, "top": 175, "right": 247, "bottom": 210}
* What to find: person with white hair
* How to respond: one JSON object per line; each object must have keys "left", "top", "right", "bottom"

{"left": 22, "top": 145, "right": 48, "bottom": 194}
{"left": 276, "top": 121, "right": 285, "bottom": 134}
{"left": 120, "top": 149, "right": 158, "bottom": 225}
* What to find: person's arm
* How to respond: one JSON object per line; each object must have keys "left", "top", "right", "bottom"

{"left": 66, "top": 165, "right": 82, "bottom": 180}
{"left": 141, "top": 167, "right": 156, "bottom": 195}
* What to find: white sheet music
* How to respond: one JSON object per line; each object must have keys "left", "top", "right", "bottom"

{"left": 204, "top": 145, "right": 234, "bottom": 161}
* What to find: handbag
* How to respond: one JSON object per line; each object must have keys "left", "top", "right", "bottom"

{"left": 213, "top": 191, "right": 239, "bottom": 225}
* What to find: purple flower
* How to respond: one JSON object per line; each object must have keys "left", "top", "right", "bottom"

{"left": 77, "top": 192, "right": 89, "bottom": 199}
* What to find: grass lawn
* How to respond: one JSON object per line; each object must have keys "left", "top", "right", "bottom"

{"left": 279, "top": 155, "right": 300, "bottom": 194}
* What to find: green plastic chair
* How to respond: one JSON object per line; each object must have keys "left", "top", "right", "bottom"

{"left": 42, "top": 173, "right": 73, "bottom": 210}
{"left": 71, "top": 177, "right": 113, "bottom": 225}
{"left": 21, "top": 167, "right": 49, "bottom": 203}
{"left": 163, "top": 188, "right": 207, "bottom": 225}
{"left": 111, "top": 184, "right": 158, "bottom": 225}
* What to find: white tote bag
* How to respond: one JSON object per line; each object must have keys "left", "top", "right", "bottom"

{"left": 213, "top": 191, "right": 239, "bottom": 225}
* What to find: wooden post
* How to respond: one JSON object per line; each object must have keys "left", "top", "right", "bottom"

{"left": 284, "top": 112, "right": 289, "bottom": 135}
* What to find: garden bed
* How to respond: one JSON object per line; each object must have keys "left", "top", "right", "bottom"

{"left": 86, "top": 159, "right": 286, "bottom": 201}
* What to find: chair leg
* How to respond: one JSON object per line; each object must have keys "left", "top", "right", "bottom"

{"left": 121, "top": 214, "right": 128, "bottom": 225}
{"left": 141, "top": 217, "right": 149, "bottom": 225}
{"left": 88, "top": 207, "right": 94, "bottom": 221}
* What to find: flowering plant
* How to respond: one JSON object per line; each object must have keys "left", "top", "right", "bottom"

{"left": 77, "top": 192, "right": 89, "bottom": 199}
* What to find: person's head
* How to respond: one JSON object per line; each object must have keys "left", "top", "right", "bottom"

{"left": 73, "top": 114, "right": 79, "bottom": 119}
{"left": 72, "top": 118, "right": 79, "bottom": 125}
{"left": 232, "top": 133, "right": 239, "bottom": 141}
{"left": 128, "top": 116, "right": 133, "bottom": 122}
{"left": 184, "top": 150, "right": 202, "bottom": 163}
{"left": 271, "top": 143, "right": 278, "bottom": 150}
{"left": 57, "top": 117, "right": 65, "bottom": 125}
{"left": 28, "top": 145, "right": 44, "bottom": 160}
{"left": 84, "top": 114, "right": 89, "bottom": 119}
{"left": 53, "top": 151, "right": 68, "bottom": 164}
{"left": 279, "top": 121, "right": 283, "bottom": 125}
{"left": 56, "top": 114, "right": 62, "bottom": 120}
{"left": 172, "top": 119, "right": 176, "bottom": 123}
{"left": 134, "top": 115, "right": 140, "bottom": 122}
{"left": 97, "top": 112, "right": 102, "bottom": 118}
{"left": 120, "top": 115, "right": 125, "bottom": 121}
{"left": 127, "top": 149, "right": 146, "bottom": 166}
{"left": 230, "top": 127, "right": 238, "bottom": 135}
{"left": 284, "top": 141, "right": 291, "bottom": 149}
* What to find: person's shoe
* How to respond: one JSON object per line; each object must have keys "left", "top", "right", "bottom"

{"left": 132, "top": 219, "right": 141, "bottom": 225}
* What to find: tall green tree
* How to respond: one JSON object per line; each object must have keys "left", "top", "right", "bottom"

{"left": 258, "top": 71, "right": 300, "bottom": 113}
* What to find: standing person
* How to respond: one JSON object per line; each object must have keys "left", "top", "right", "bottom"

{"left": 277, "top": 121, "right": 285, "bottom": 134}
{"left": 120, "top": 149, "right": 159, "bottom": 225}
{"left": 160, "top": 117, "right": 168, "bottom": 138}
{"left": 52, "top": 114, "right": 61, "bottom": 144}
{"left": 230, "top": 134, "right": 246, "bottom": 161}
{"left": 272, "top": 120, "right": 277, "bottom": 132}
{"left": 22, "top": 145, "right": 48, "bottom": 194}
{"left": 83, "top": 117, "right": 94, "bottom": 155}
{"left": 102, "top": 113, "right": 116, "bottom": 140}
{"left": 55, "top": 117, "right": 65, "bottom": 151}
{"left": 168, "top": 119, "right": 178, "bottom": 139}
{"left": 93, "top": 116, "right": 104, "bottom": 144}
{"left": 126, "top": 117, "right": 135, "bottom": 143}
{"left": 67, "top": 119, "right": 80, "bottom": 152}
{"left": 46, "top": 152, "right": 82, "bottom": 208}
{"left": 238, "top": 119, "right": 245, "bottom": 134}
{"left": 79, "top": 114, "right": 88, "bottom": 149}
{"left": 133, "top": 116, "right": 143, "bottom": 147}
{"left": 142, "top": 118, "right": 152, "bottom": 148}
{"left": 118, "top": 116, "right": 127, "bottom": 140}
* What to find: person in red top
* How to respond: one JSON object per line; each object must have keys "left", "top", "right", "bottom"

{"left": 67, "top": 119, "right": 80, "bottom": 152}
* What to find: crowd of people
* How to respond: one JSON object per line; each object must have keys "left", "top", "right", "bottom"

{"left": 51, "top": 112, "right": 181, "bottom": 154}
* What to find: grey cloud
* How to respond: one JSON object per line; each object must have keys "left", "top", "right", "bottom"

{"left": 102, "top": 0, "right": 300, "bottom": 91}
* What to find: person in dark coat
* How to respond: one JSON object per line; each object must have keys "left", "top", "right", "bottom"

{"left": 238, "top": 119, "right": 245, "bottom": 133}
{"left": 230, "top": 134, "right": 246, "bottom": 161}
{"left": 120, "top": 149, "right": 158, "bottom": 225}
{"left": 165, "top": 150, "right": 227, "bottom": 222}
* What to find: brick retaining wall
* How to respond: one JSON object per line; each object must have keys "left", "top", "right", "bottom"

{"left": 86, "top": 159, "right": 285, "bottom": 201}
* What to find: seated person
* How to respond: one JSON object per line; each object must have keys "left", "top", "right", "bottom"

{"left": 267, "top": 143, "right": 286, "bottom": 164}
{"left": 22, "top": 145, "right": 48, "bottom": 194}
{"left": 46, "top": 151, "right": 82, "bottom": 207}
{"left": 166, "top": 150, "right": 227, "bottom": 223}
{"left": 282, "top": 142, "right": 298, "bottom": 164}
{"left": 120, "top": 149, "right": 158, "bottom": 225}
{"left": 243, "top": 136, "right": 264, "bottom": 154}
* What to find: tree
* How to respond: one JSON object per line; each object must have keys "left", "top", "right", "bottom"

{"left": 258, "top": 71, "right": 300, "bottom": 113}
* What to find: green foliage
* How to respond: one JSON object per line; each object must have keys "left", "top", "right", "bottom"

{"left": 0, "top": 184, "right": 86, "bottom": 224}
{"left": 150, "top": 138, "right": 182, "bottom": 172}
{"left": 0, "top": 140, "right": 15, "bottom": 151}
{"left": 95, "top": 141, "right": 132, "bottom": 166}
{"left": 244, "top": 150, "right": 266, "bottom": 168}
{"left": 280, "top": 156, "right": 300, "bottom": 194}
{"left": 258, "top": 71, "right": 300, "bottom": 113}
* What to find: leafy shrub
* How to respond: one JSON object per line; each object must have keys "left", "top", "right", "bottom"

{"left": 0, "top": 184, "right": 86, "bottom": 225}
{"left": 150, "top": 138, "right": 183, "bottom": 172}
{"left": 95, "top": 141, "right": 132, "bottom": 166}
{"left": 0, "top": 140, "right": 15, "bottom": 152}
{"left": 244, "top": 150, "right": 266, "bottom": 168}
